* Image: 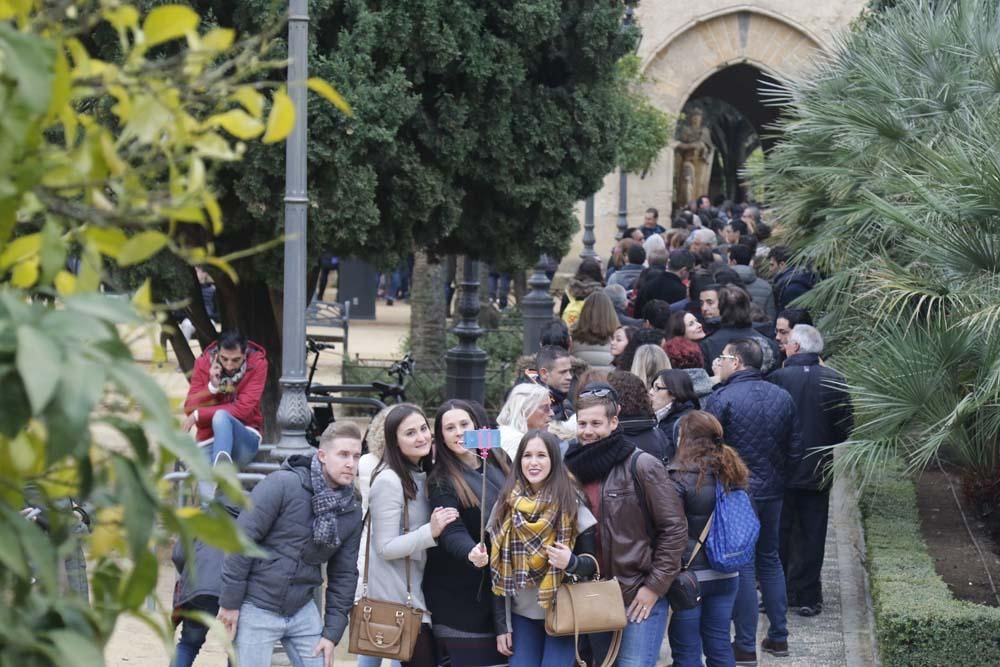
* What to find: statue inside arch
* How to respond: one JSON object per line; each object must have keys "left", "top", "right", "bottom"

{"left": 674, "top": 106, "right": 714, "bottom": 208}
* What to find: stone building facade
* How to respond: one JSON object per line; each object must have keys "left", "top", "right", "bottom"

{"left": 564, "top": 0, "right": 867, "bottom": 271}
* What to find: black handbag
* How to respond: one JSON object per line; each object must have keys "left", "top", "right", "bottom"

{"left": 667, "top": 512, "right": 713, "bottom": 611}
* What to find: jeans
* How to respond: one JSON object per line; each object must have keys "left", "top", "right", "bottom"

{"left": 173, "top": 595, "right": 228, "bottom": 667}
{"left": 509, "top": 613, "right": 576, "bottom": 667}
{"left": 669, "top": 577, "right": 739, "bottom": 667}
{"left": 780, "top": 489, "right": 830, "bottom": 608}
{"left": 209, "top": 410, "right": 260, "bottom": 467}
{"left": 356, "top": 656, "right": 401, "bottom": 667}
{"left": 591, "top": 595, "right": 669, "bottom": 667}
{"left": 488, "top": 272, "right": 511, "bottom": 309}
{"left": 733, "top": 497, "right": 788, "bottom": 651}
{"left": 234, "top": 601, "right": 324, "bottom": 667}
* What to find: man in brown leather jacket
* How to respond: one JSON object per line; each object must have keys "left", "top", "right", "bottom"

{"left": 564, "top": 383, "right": 688, "bottom": 666}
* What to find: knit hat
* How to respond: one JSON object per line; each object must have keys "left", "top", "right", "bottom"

{"left": 662, "top": 336, "right": 704, "bottom": 370}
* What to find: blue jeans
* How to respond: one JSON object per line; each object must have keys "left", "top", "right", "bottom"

{"left": 591, "top": 595, "right": 669, "bottom": 667}
{"left": 234, "top": 601, "right": 324, "bottom": 667}
{"left": 669, "top": 577, "right": 739, "bottom": 667}
{"left": 510, "top": 613, "right": 576, "bottom": 667}
{"left": 173, "top": 595, "right": 225, "bottom": 667}
{"left": 733, "top": 497, "right": 788, "bottom": 651}
{"left": 356, "top": 656, "right": 401, "bottom": 667}
{"left": 209, "top": 410, "right": 260, "bottom": 467}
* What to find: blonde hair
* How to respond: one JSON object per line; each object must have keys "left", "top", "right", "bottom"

{"left": 497, "top": 383, "right": 551, "bottom": 433}
{"left": 572, "top": 292, "right": 620, "bottom": 345}
{"left": 362, "top": 406, "right": 395, "bottom": 458}
{"left": 319, "top": 421, "right": 362, "bottom": 450}
{"left": 630, "top": 344, "right": 671, "bottom": 387}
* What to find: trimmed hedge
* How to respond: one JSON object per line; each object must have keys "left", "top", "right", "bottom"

{"left": 859, "top": 471, "right": 1000, "bottom": 666}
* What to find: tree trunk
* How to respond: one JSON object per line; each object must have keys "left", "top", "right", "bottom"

{"left": 409, "top": 250, "right": 447, "bottom": 371}
{"left": 162, "top": 319, "right": 197, "bottom": 373}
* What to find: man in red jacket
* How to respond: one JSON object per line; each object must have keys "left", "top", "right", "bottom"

{"left": 183, "top": 331, "right": 268, "bottom": 500}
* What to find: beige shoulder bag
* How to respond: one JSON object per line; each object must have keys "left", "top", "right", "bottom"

{"left": 544, "top": 554, "right": 627, "bottom": 667}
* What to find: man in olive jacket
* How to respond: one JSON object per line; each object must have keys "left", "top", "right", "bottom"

{"left": 219, "top": 423, "right": 364, "bottom": 667}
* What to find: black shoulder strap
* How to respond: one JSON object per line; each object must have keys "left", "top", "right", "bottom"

{"left": 630, "top": 451, "right": 655, "bottom": 539}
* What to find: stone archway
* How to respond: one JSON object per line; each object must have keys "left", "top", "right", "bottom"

{"left": 633, "top": 8, "right": 825, "bottom": 214}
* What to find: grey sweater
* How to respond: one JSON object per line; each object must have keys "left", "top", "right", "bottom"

{"left": 365, "top": 466, "right": 437, "bottom": 622}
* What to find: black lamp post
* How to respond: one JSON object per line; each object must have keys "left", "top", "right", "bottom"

{"left": 444, "top": 257, "right": 488, "bottom": 404}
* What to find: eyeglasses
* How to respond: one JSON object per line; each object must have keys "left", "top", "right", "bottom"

{"left": 580, "top": 388, "right": 617, "bottom": 401}
{"left": 649, "top": 385, "right": 669, "bottom": 392}
{"left": 713, "top": 354, "right": 738, "bottom": 364}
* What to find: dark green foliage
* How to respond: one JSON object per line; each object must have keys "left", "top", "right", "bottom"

{"left": 194, "top": 0, "right": 645, "bottom": 273}
{"left": 859, "top": 467, "right": 1000, "bottom": 666}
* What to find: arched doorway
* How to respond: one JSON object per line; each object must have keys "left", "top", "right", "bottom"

{"left": 631, "top": 9, "right": 825, "bottom": 214}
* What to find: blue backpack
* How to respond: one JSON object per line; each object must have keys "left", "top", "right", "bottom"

{"left": 705, "top": 481, "right": 759, "bottom": 573}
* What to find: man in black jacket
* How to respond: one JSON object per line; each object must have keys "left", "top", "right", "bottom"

{"left": 218, "top": 423, "right": 364, "bottom": 667}
{"left": 768, "top": 325, "right": 853, "bottom": 618}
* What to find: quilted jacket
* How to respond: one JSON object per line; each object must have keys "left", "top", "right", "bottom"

{"left": 703, "top": 369, "right": 802, "bottom": 500}
{"left": 767, "top": 353, "right": 854, "bottom": 491}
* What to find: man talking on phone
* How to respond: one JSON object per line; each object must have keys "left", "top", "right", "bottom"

{"left": 183, "top": 330, "right": 268, "bottom": 501}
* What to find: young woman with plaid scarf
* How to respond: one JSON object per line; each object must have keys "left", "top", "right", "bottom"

{"left": 488, "top": 430, "right": 597, "bottom": 666}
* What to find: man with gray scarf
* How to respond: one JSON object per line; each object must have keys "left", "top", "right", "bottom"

{"left": 219, "top": 422, "right": 364, "bottom": 667}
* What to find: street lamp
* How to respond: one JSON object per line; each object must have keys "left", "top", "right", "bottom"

{"left": 274, "top": 0, "right": 311, "bottom": 458}
{"left": 444, "top": 257, "right": 488, "bottom": 404}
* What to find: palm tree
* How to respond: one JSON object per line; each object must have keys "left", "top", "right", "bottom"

{"left": 751, "top": 0, "right": 1000, "bottom": 500}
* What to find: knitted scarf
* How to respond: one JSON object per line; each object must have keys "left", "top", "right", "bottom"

{"left": 489, "top": 482, "right": 576, "bottom": 609}
{"left": 564, "top": 429, "right": 635, "bottom": 485}
{"left": 310, "top": 454, "right": 357, "bottom": 549}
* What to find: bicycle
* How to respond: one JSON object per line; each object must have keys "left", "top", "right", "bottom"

{"left": 305, "top": 337, "right": 414, "bottom": 447}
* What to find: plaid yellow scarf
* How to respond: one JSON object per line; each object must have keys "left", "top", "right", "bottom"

{"left": 489, "top": 483, "right": 576, "bottom": 608}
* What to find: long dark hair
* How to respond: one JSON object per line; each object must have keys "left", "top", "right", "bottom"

{"left": 490, "top": 430, "right": 582, "bottom": 531}
{"left": 675, "top": 411, "right": 748, "bottom": 492}
{"left": 376, "top": 403, "right": 429, "bottom": 500}
{"left": 429, "top": 400, "right": 510, "bottom": 509}
{"left": 654, "top": 369, "right": 700, "bottom": 407}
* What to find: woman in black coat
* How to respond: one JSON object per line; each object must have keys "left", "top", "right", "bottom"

{"left": 607, "top": 370, "right": 672, "bottom": 462}
{"left": 651, "top": 369, "right": 701, "bottom": 460}
{"left": 423, "top": 400, "right": 510, "bottom": 667}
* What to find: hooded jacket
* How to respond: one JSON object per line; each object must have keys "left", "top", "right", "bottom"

{"left": 732, "top": 264, "right": 777, "bottom": 323}
{"left": 619, "top": 415, "right": 672, "bottom": 462}
{"left": 703, "top": 369, "right": 802, "bottom": 500}
{"left": 767, "top": 353, "right": 854, "bottom": 490}
{"left": 220, "top": 455, "right": 363, "bottom": 644}
{"left": 184, "top": 340, "right": 268, "bottom": 443}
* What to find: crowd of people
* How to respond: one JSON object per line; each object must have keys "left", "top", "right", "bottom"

{"left": 170, "top": 199, "right": 853, "bottom": 667}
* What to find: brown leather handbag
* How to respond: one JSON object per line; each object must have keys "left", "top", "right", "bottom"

{"left": 544, "top": 554, "right": 627, "bottom": 667}
{"left": 348, "top": 494, "right": 424, "bottom": 661}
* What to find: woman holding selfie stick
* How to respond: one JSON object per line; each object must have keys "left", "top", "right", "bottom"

{"left": 423, "top": 400, "right": 510, "bottom": 667}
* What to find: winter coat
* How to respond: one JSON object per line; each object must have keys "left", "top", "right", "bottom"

{"left": 634, "top": 270, "right": 688, "bottom": 320}
{"left": 184, "top": 340, "right": 268, "bottom": 443}
{"left": 608, "top": 263, "right": 645, "bottom": 291}
{"left": 220, "top": 455, "right": 363, "bottom": 643}
{"left": 172, "top": 539, "right": 225, "bottom": 607}
{"left": 656, "top": 400, "right": 698, "bottom": 457}
{"left": 667, "top": 466, "right": 718, "bottom": 573}
{"left": 703, "top": 369, "right": 802, "bottom": 500}
{"left": 572, "top": 341, "right": 615, "bottom": 371}
{"left": 733, "top": 265, "right": 777, "bottom": 323}
{"left": 700, "top": 326, "right": 781, "bottom": 375}
{"left": 423, "top": 460, "right": 507, "bottom": 633}
{"left": 560, "top": 277, "right": 604, "bottom": 320}
{"left": 620, "top": 416, "right": 672, "bottom": 463}
{"left": 767, "top": 353, "right": 854, "bottom": 491}
{"left": 772, "top": 266, "right": 816, "bottom": 312}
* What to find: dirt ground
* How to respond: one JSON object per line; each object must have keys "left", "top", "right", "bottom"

{"left": 916, "top": 467, "right": 1000, "bottom": 607}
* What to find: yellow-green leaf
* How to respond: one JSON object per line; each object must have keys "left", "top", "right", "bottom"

{"left": 101, "top": 132, "right": 127, "bottom": 176}
{"left": 203, "top": 256, "right": 237, "bottom": 283}
{"left": 209, "top": 109, "right": 264, "bottom": 140}
{"left": 142, "top": 5, "right": 199, "bottom": 48}
{"left": 262, "top": 88, "right": 294, "bottom": 144}
{"left": 132, "top": 279, "right": 152, "bottom": 313}
{"left": 11, "top": 258, "right": 39, "bottom": 288}
{"left": 307, "top": 77, "right": 352, "bottom": 115}
{"left": 104, "top": 5, "right": 140, "bottom": 31}
{"left": 188, "top": 157, "right": 205, "bottom": 193}
{"left": 54, "top": 270, "right": 77, "bottom": 296}
{"left": 193, "top": 132, "right": 239, "bottom": 161}
{"left": 202, "top": 191, "right": 222, "bottom": 235}
{"left": 163, "top": 205, "right": 205, "bottom": 224}
{"left": 83, "top": 226, "right": 127, "bottom": 258}
{"left": 202, "top": 27, "right": 235, "bottom": 52}
{"left": 117, "top": 231, "right": 168, "bottom": 266}
{"left": 0, "top": 232, "right": 41, "bottom": 270}
{"left": 108, "top": 85, "right": 131, "bottom": 122}
{"left": 232, "top": 86, "right": 264, "bottom": 118}
{"left": 47, "top": 46, "right": 71, "bottom": 124}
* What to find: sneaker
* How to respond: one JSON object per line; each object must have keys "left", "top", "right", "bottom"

{"left": 795, "top": 603, "right": 823, "bottom": 617}
{"left": 732, "top": 643, "right": 757, "bottom": 666}
{"left": 761, "top": 638, "right": 789, "bottom": 657}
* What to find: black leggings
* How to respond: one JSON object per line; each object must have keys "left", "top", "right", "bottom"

{"left": 402, "top": 624, "right": 437, "bottom": 667}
